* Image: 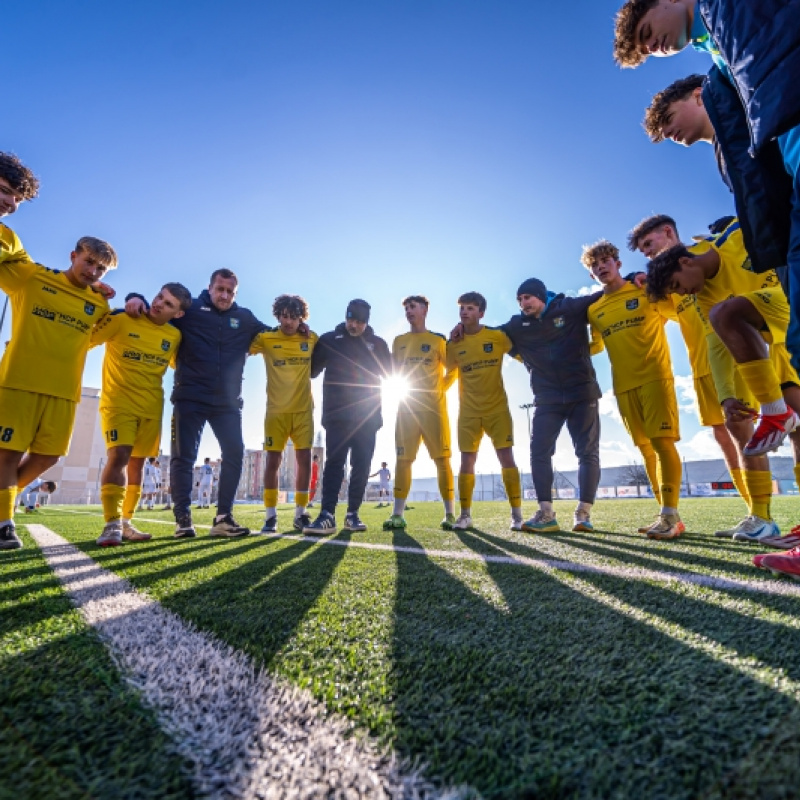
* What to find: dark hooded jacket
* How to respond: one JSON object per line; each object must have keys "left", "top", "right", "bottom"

{"left": 311, "top": 322, "right": 392, "bottom": 431}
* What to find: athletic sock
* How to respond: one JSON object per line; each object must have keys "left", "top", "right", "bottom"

{"left": 651, "top": 438, "right": 681, "bottom": 511}
{"left": 730, "top": 468, "right": 750, "bottom": 505}
{"left": 265, "top": 507, "right": 276, "bottom": 518}
{"left": 122, "top": 486, "right": 142, "bottom": 520}
{"left": 443, "top": 499, "right": 455, "bottom": 515}
{"left": 435, "top": 458, "right": 455, "bottom": 504}
{"left": 295, "top": 491, "right": 309, "bottom": 514}
{"left": 576, "top": 501, "right": 592, "bottom": 515}
{"left": 393, "top": 498, "right": 406, "bottom": 515}
{"left": 0, "top": 488, "right": 18, "bottom": 522}
{"left": 394, "top": 460, "right": 412, "bottom": 500}
{"left": 101, "top": 484, "right": 125, "bottom": 523}
{"left": 502, "top": 467, "right": 522, "bottom": 510}
{"left": 263, "top": 488, "right": 278, "bottom": 509}
{"left": 638, "top": 442, "right": 661, "bottom": 504}
{"left": 794, "top": 465, "right": 800, "bottom": 495}
{"left": 539, "top": 500, "right": 554, "bottom": 516}
{"left": 458, "top": 473, "right": 475, "bottom": 513}
{"left": 738, "top": 358, "right": 787, "bottom": 414}
{"left": 744, "top": 470, "right": 773, "bottom": 519}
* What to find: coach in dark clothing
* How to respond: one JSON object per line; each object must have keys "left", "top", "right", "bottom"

{"left": 127, "top": 269, "right": 267, "bottom": 539}
{"left": 304, "top": 299, "right": 392, "bottom": 534}
{"left": 502, "top": 278, "right": 602, "bottom": 533}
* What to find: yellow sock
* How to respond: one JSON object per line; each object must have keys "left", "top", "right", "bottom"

{"left": 295, "top": 491, "right": 309, "bottom": 508}
{"left": 123, "top": 486, "right": 142, "bottom": 519}
{"left": 639, "top": 442, "right": 662, "bottom": 504}
{"left": 458, "top": 473, "right": 475, "bottom": 512}
{"left": 0, "top": 487, "right": 17, "bottom": 521}
{"left": 744, "top": 470, "right": 773, "bottom": 519}
{"left": 394, "top": 460, "right": 412, "bottom": 499}
{"left": 738, "top": 358, "right": 783, "bottom": 405}
{"left": 502, "top": 467, "right": 522, "bottom": 509}
{"left": 435, "top": 458, "right": 454, "bottom": 502}
{"left": 263, "top": 488, "right": 279, "bottom": 508}
{"left": 101, "top": 484, "right": 126, "bottom": 523}
{"left": 651, "top": 438, "right": 681, "bottom": 510}
{"left": 730, "top": 468, "right": 750, "bottom": 505}
{"left": 794, "top": 465, "right": 800, "bottom": 493}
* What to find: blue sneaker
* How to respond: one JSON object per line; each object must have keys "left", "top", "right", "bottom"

{"left": 521, "top": 510, "right": 559, "bottom": 533}
{"left": 260, "top": 515, "right": 278, "bottom": 534}
{"left": 344, "top": 512, "right": 367, "bottom": 532}
{"left": 303, "top": 510, "right": 337, "bottom": 535}
{"left": 732, "top": 516, "right": 780, "bottom": 543}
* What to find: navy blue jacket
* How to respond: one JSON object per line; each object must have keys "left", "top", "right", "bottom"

{"left": 171, "top": 289, "right": 268, "bottom": 407}
{"left": 501, "top": 292, "right": 602, "bottom": 406}
{"left": 311, "top": 323, "right": 392, "bottom": 432}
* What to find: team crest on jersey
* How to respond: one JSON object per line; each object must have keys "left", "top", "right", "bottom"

{"left": 483, "top": 343, "right": 493, "bottom": 353}
{"left": 229, "top": 318, "right": 240, "bottom": 328}
{"left": 300, "top": 342, "right": 309, "bottom": 351}
{"left": 84, "top": 302, "right": 96, "bottom": 316}
{"left": 161, "top": 339, "right": 171, "bottom": 352}
{"left": 626, "top": 299, "right": 639, "bottom": 311}
{"left": 553, "top": 316, "right": 565, "bottom": 328}
{"left": 366, "top": 342, "right": 374, "bottom": 351}
{"left": 421, "top": 343, "right": 431, "bottom": 352}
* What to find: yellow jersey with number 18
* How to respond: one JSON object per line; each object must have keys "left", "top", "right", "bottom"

{"left": 90, "top": 310, "right": 182, "bottom": 418}
{"left": 0, "top": 257, "right": 109, "bottom": 401}
{"left": 445, "top": 326, "right": 514, "bottom": 417}
{"left": 249, "top": 329, "right": 318, "bottom": 414}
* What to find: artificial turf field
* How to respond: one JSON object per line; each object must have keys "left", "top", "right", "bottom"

{"left": 4, "top": 498, "right": 800, "bottom": 799}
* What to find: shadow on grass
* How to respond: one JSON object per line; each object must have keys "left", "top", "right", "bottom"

{"left": 390, "top": 529, "right": 800, "bottom": 800}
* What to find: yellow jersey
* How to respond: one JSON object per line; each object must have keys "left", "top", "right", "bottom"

{"left": 90, "top": 311, "right": 182, "bottom": 417}
{"left": 393, "top": 330, "right": 455, "bottom": 413}
{"left": 250, "top": 329, "right": 318, "bottom": 414}
{"left": 0, "top": 257, "right": 110, "bottom": 401}
{"left": 445, "top": 326, "right": 513, "bottom": 417}
{"left": 588, "top": 283, "right": 673, "bottom": 394}
{"left": 671, "top": 293, "right": 711, "bottom": 379}
{"left": 691, "top": 221, "right": 782, "bottom": 320}
{"left": 0, "top": 223, "right": 33, "bottom": 266}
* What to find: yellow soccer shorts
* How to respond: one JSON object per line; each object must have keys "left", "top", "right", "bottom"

{"left": 457, "top": 408, "right": 514, "bottom": 453}
{"left": 615, "top": 379, "right": 680, "bottom": 446}
{"left": 101, "top": 409, "right": 161, "bottom": 457}
{"left": 395, "top": 406, "right": 451, "bottom": 460}
{"left": 772, "top": 342, "right": 800, "bottom": 387}
{"left": 694, "top": 373, "right": 725, "bottom": 427}
{"left": 0, "top": 387, "right": 76, "bottom": 455}
{"left": 264, "top": 411, "right": 313, "bottom": 451}
{"left": 743, "top": 288, "right": 789, "bottom": 346}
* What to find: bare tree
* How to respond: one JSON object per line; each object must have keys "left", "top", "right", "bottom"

{"left": 619, "top": 462, "right": 650, "bottom": 495}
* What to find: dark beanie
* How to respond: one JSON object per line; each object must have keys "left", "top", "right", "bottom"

{"left": 516, "top": 278, "right": 547, "bottom": 303}
{"left": 346, "top": 298, "right": 371, "bottom": 323}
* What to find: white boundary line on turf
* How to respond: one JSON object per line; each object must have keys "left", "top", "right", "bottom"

{"left": 26, "top": 524, "right": 458, "bottom": 800}
{"left": 47, "top": 508, "right": 800, "bottom": 599}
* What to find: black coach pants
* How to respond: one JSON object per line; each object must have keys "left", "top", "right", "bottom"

{"left": 530, "top": 399, "right": 600, "bottom": 505}
{"left": 320, "top": 421, "right": 378, "bottom": 516}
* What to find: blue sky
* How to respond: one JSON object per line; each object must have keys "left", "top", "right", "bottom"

{"left": 6, "top": 0, "right": 754, "bottom": 477}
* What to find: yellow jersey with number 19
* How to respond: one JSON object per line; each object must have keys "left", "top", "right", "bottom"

{"left": 588, "top": 283, "right": 673, "bottom": 395}
{"left": 445, "top": 326, "right": 514, "bottom": 417}
{"left": 249, "top": 329, "right": 318, "bottom": 414}
{"left": 90, "top": 310, "right": 182, "bottom": 418}
{"left": 393, "top": 330, "right": 454, "bottom": 413}
{"left": 0, "top": 257, "right": 110, "bottom": 402}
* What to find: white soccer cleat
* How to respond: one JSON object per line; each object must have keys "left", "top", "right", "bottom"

{"left": 452, "top": 512, "right": 473, "bottom": 530}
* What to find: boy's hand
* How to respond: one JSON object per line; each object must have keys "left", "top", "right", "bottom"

{"left": 632, "top": 272, "right": 647, "bottom": 290}
{"left": 450, "top": 322, "right": 465, "bottom": 342}
{"left": 722, "top": 398, "right": 757, "bottom": 422}
{"left": 92, "top": 281, "right": 116, "bottom": 300}
{"left": 125, "top": 297, "right": 147, "bottom": 318}
{"left": 298, "top": 321, "right": 310, "bottom": 337}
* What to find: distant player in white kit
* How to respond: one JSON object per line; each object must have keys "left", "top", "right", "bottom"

{"left": 197, "top": 457, "right": 215, "bottom": 508}
{"left": 20, "top": 479, "right": 56, "bottom": 512}
{"left": 370, "top": 462, "right": 392, "bottom": 507}
{"left": 141, "top": 457, "right": 159, "bottom": 510}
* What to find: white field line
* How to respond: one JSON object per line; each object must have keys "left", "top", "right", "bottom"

{"left": 26, "top": 524, "right": 463, "bottom": 800}
{"left": 49, "top": 508, "right": 800, "bottom": 599}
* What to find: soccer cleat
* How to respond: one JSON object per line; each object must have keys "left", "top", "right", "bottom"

{"left": 0, "top": 522, "right": 22, "bottom": 550}
{"left": 645, "top": 513, "right": 685, "bottom": 540}
{"left": 122, "top": 521, "right": 151, "bottom": 542}
{"left": 714, "top": 519, "right": 748, "bottom": 538}
{"left": 753, "top": 551, "right": 770, "bottom": 570}
{"left": 174, "top": 513, "right": 197, "bottom": 538}
{"left": 210, "top": 514, "right": 250, "bottom": 538}
{"left": 344, "top": 513, "right": 368, "bottom": 532}
{"left": 521, "top": 510, "right": 559, "bottom": 533}
{"left": 758, "top": 546, "right": 800, "bottom": 581}
{"left": 293, "top": 513, "right": 311, "bottom": 531}
{"left": 731, "top": 515, "right": 780, "bottom": 543}
{"left": 638, "top": 517, "right": 660, "bottom": 534}
{"left": 743, "top": 409, "right": 800, "bottom": 456}
{"left": 440, "top": 513, "right": 457, "bottom": 530}
{"left": 303, "top": 510, "right": 337, "bottom": 534}
{"left": 452, "top": 512, "right": 473, "bottom": 530}
{"left": 383, "top": 514, "right": 407, "bottom": 530}
{"left": 260, "top": 516, "right": 278, "bottom": 534}
{"left": 510, "top": 514, "right": 524, "bottom": 532}
{"left": 97, "top": 521, "right": 123, "bottom": 547}
{"left": 758, "top": 531, "right": 800, "bottom": 550}
{"left": 573, "top": 510, "right": 594, "bottom": 532}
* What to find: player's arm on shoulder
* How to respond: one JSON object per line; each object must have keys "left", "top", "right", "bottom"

{"left": 0, "top": 252, "right": 37, "bottom": 293}
{"left": 89, "top": 309, "right": 124, "bottom": 348}
{"left": 588, "top": 324, "right": 604, "bottom": 356}
{"left": 248, "top": 330, "right": 268, "bottom": 356}
{"left": 124, "top": 293, "right": 149, "bottom": 319}
{"left": 656, "top": 296, "right": 678, "bottom": 323}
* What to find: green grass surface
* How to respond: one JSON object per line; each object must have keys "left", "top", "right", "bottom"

{"left": 0, "top": 527, "right": 193, "bottom": 800}
{"left": 12, "top": 498, "right": 800, "bottom": 798}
